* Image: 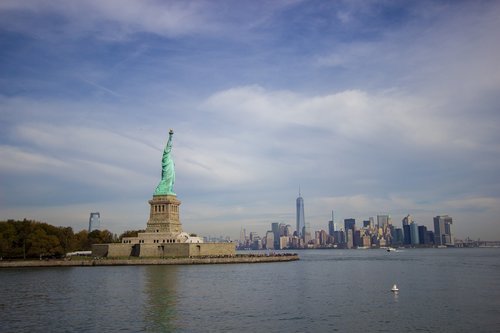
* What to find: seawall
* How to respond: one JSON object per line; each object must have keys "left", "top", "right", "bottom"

{"left": 0, "top": 254, "right": 299, "bottom": 268}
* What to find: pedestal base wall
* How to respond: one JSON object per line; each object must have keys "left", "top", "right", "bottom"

{"left": 92, "top": 242, "right": 235, "bottom": 258}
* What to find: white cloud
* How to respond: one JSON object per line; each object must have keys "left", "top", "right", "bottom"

{"left": 443, "top": 197, "right": 500, "bottom": 213}
{"left": 0, "top": 145, "right": 68, "bottom": 173}
{"left": 203, "top": 85, "right": 482, "bottom": 152}
{"left": 2, "top": 1, "right": 500, "bottom": 241}
{"left": 0, "top": 0, "right": 300, "bottom": 40}
{"left": 0, "top": 0, "right": 212, "bottom": 39}
{"left": 0, "top": 120, "right": 162, "bottom": 199}
{"left": 179, "top": 147, "right": 259, "bottom": 188}
{"left": 13, "top": 123, "right": 159, "bottom": 169}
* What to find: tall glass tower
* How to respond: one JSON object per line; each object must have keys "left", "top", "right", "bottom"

{"left": 296, "top": 189, "right": 305, "bottom": 238}
{"left": 88, "top": 212, "right": 100, "bottom": 232}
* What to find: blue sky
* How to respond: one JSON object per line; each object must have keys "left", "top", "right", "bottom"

{"left": 1, "top": 0, "right": 499, "bottom": 240}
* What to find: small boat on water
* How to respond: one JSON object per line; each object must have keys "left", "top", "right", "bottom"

{"left": 391, "top": 284, "right": 399, "bottom": 292}
{"left": 387, "top": 247, "right": 397, "bottom": 252}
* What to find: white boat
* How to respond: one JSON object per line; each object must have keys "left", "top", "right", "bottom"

{"left": 387, "top": 247, "right": 397, "bottom": 252}
{"left": 391, "top": 284, "right": 399, "bottom": 292}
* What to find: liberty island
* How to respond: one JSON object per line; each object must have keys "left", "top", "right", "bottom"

{"left": 0, "top": 130, "right": 297, "bottom": 267}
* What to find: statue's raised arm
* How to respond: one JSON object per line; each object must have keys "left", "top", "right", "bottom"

{"left": 154, "top": 129, "right": 176, "bottom": 196}
{"left": 168, "top": 128, "right": 174, "bottom": 145}
{"left": 164, "top": 129, "right": 174, "bottom": 154}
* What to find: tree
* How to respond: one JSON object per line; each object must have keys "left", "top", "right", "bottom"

{"left": 0, "top": 220, "right": 125, "bottom": 258}
{"left": 26, "top": 228, "right": 63, "bottom": 258}
{"left": 88, "top": 229, "right": 116, "bottom": 246}
{"left": 16, "top": 219, "right": 33, "bottom": 259}
{"left": 119, "top": 229, "right": 145, "bottom": 240}
{"left": 0, "top": 222, "right": 17, "bottom": 258}
{"left": 58, "top": 227, "right": 76, "bottom": 253}
{"left": 74, "top": 230, "right": 91, "bottom": 251}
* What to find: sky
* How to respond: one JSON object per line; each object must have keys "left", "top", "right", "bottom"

{"left": 1, "top": 0, "right": 499, "bottom": 240}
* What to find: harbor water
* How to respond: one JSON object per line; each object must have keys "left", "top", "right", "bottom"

{"left": 1, "top": 248, "right": 499, "bottom": 332}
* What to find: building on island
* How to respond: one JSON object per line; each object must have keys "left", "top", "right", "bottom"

{"left": 92, "top": 129, "right": 235, "bottom": 258}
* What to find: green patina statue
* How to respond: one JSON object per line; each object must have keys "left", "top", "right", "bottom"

{"left": 154, "top": 129, "right": 176, "bottom": 196}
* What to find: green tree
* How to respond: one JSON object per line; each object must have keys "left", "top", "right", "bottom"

{"left": 74, "top": 230, "right": 90, "bottom": 250}
{"left": 0, "top": 222, "right": 17, "bottom": 258}
{"left": 15, "top": 219, "right": 33, "bottom": 259}
{"left": 58, "top": 227, "right": 76, "bottom": 253}
{"left": 88, "top": 229, "right": 116, "bottom": 245}
{"left": 26, "top": 228, "right": 63, "bottom": 258}
{"left": 119, "top": 229, "right": 145, "bottom": 240}
{"left": 0, "top": 220, "right": 126, "bottom": 258}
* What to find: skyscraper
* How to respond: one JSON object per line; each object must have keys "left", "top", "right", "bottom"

{"left": 328, "top": 220, "right": 335, "bottom": 237}
{"left": 296, "top": 189, "right": 305, "bottom": 238}
{"left": 344, "top": 218, "right": 356, "bottom": 246}
{"left": 434, "top": 215, "right": 454, "bottom": 246}
{"left": 402, "top": 214, "right": 414, "bottom": 226}
{"left": 402, "top": 215, "right": 414, "bottom": 245}
{"left": 403, "top": 225, "right": 411, "bottom": 245}
{"left": 272, "top": 222, "right": 280, "bottom": 249}
{"left": 394, "top": 228, "right": 404, "bottom": 245}
{"left": 346, "top": 229, "right": 354, "bottom": 249}
{"left": 239, "top": 227, "right": 246, "bottom": 247}
{"left": 265, "top": 230, "right": 274, "bottom": 250}
{"left": 303, "top": 223, "right": 312, "bottom": 245}
{"left": 418, "top": 225, "right": 429, "bottom": 245}
{"left": 344, "top": 218, "right": 356, "bottom": 233}
{"left": 410, "top": 222, "right": 420, "bottom": 245}
{"left": 88, "top": 212, "right": 100, "bottom": 232}
{"left": 377, "top": 215, "right": 391, "bottom": 228}
{"left": 328, "top": 211, "right": 335, "bottom": 236}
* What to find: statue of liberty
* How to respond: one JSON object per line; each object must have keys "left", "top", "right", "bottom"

{"left": 154, "top": 129, "right": 176, "bottom": 196}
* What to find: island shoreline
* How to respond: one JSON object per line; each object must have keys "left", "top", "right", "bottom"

{"left": 0, "top": 254, "right": 299, "bottom": 268}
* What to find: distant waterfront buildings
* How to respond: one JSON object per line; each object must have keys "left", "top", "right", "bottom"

{"left": 236, "top": 191, "right": 457, "bottom": 250}
{"left": 238, "top": 211, "right": 456, "bottom": 250}
{"left": 88, "top": 212, "right": 100, "bottom": 232}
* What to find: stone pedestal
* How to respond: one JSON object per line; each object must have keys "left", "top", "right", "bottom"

{"left": 146, "top": 195, "right": 182, "bottom": 233}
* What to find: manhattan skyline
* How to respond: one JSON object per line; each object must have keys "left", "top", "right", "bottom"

{"left": 1, "top": 1, "right": 500, "bottom": 240}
